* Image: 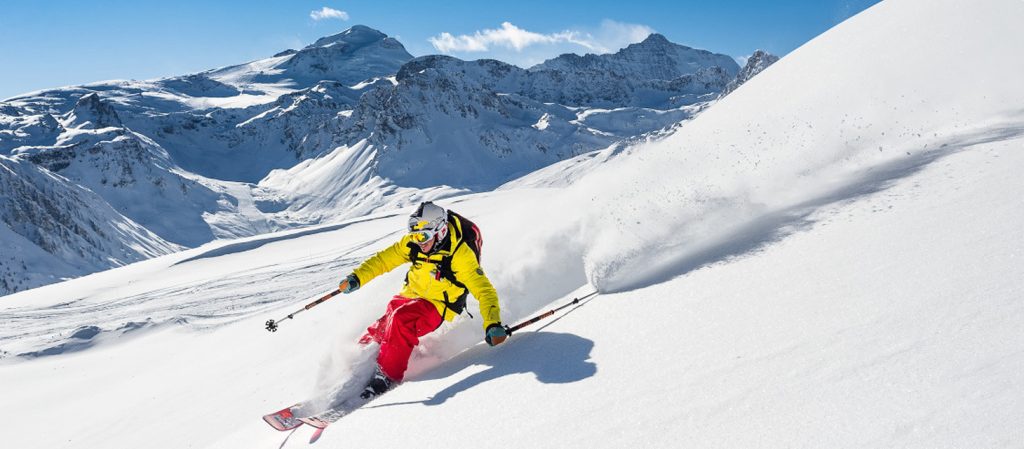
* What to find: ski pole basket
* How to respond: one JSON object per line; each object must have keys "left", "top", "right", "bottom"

{"left": 265, "top": 288, "right": 343, "bottom": 332}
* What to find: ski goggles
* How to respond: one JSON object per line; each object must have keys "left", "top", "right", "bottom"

{"left": 409, "top": 228, "right": 438, "bottom": 243}
{"left": 408, "top": 219, "right": 443, "bottom": 243}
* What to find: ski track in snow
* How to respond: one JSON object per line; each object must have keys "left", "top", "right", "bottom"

{"left": 173, "top": 212, "right": 403, "bottom": 265}
{"left": 0, "top": 224, "right": 403, "bottom": 359}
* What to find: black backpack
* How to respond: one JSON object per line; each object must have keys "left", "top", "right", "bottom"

{"left": 406, "top": 210, "right": 482, "bottom": 315}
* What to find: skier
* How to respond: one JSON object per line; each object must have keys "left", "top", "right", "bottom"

{"left": 337, "top": 201, "right": 507, "bottom": 400}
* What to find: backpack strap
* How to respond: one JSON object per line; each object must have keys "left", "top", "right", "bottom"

{"left": 448, "top": 212, "right": 464, "bottom": 243}
{"left": 406, "top": 232, "right": 469, "bottom": 315}
{"left": 406, "top": 241, "right": 422, "bottom": 262}
{"left": 448, "top": 211, "right": 482, "bottom": 259}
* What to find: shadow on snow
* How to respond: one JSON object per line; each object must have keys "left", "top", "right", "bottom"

{"left": 375, "top": 331, "right": 597, "bottom": 408}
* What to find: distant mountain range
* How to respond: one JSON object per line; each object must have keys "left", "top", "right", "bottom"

{"left": 0, "top": 25, "right": 776, "bottom": 295}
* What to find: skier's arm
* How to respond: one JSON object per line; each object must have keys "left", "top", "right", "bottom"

{"left": 451, "top": 246, "right": 502, "bottom": 330}
{"left": 351, "top": 237, "right": 412, "bottom": 286}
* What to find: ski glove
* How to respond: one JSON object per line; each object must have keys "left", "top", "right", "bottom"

{"left": 485, "top": 323, "right": 508, "bottom": 346}
{"left": 340, "top": 274, "right": 360, "bottom": 293}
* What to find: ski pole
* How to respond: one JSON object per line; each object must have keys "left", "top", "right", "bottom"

{"left": 504, "top": 290, "right": 599, "bottom": 336}
{"left": 265, "top": 288, "right": 342, "bottom": 332}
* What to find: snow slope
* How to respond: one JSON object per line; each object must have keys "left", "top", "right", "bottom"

{"left": 0, "top": 154, "right": 182, "bottom": 293}
{"left": 2, "top": 0, "right": 1023, "bottom": 448}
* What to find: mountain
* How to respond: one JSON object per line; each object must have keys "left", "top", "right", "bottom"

{"left": 14, "top": 92, "right": 227, "bottom": 247}
{"left": 262, "top": 42, "right": 743, "bottom": 218}
{"left": 0, "top": 26, "right": 418, "bottom": 294}
{"left": 721, "top": 50, "right": 780, "bottom": 96}
{"left": 1, "top": 26, "right": 762, "bottom": 295}
{"left": 528, "top": 33, "right": 740, "bottom": 108}
{"left": 206, "top": 24, "right": 413, "bottom": 88}
{"left": 0, "top": 155, "right": 180, "bottom": 293}
{"left": 3, "top": 25, "right": 415, "bottom": 182}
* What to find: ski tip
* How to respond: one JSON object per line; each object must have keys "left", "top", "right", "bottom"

{"left": 263, "top": 414, "right": 302, "bottom": 431}
{"left": 263, "top": 405, "right": 303, "bottom": 431}
{"left": 309, "top": 427, "right": 326, "bottom": 444}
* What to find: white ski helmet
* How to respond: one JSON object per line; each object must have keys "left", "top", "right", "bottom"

{"left": 408, "top": 201, "right": 448, "bottom": 245}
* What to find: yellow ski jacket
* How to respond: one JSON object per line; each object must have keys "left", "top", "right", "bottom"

{"left": 352, "top": 218, "right": 501, "bottom": 329}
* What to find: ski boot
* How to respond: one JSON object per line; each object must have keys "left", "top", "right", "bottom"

{"left": 360, "top": 365, "right": 396, "bottom": 400}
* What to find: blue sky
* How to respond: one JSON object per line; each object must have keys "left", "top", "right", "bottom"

{"left": 0, "top": 0, "right": 880, "bottom": 100}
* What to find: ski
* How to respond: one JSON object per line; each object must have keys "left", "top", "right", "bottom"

{"left": 308, "top": 426, "right": 327, "bottom": 444}
{"left": 295, "top": 392, "right": 384, "bottom": 443}
{"left": 262, "top": 404, "right": 303, "bottom": 431}
{"left": 263, "top": 389, "right": 389, "bottom": 443}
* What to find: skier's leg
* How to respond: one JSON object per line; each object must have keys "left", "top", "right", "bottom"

{"left": 359, "top": 296, "right": 413, "bottom": 344}
{"left": 376, "top": 298, "right": 443, "bottom": 382}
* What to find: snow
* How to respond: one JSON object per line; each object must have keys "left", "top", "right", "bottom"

{"left": 350, "top": 77, "right": 388, "bottom": 90}
{"left": 180, "top": 90, "right": 291, "bottom": 110}
{"left": 2, "top": 0, "right": 1024, "bottom": 448}
{"left": 257, "top": 140, "right": 467, "bottom": 224}
{"left": 206, "top": 54, "right": 294, "bottom": 86}
{"left": 532, "top": 112, "right": 551, "bottom": 130}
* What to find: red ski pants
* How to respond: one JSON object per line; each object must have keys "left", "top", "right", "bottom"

{"left": 360, "top": 296, "right": 443, "bottom": 382}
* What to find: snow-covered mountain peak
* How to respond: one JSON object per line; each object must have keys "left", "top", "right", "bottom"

{"left": 620, "top": 33, "right": 740, "bottom": 78}
{"left": 307, "top": 25, "right": 391, "bottom": 49}
{"left": 738, "top": 50, "right": 780, "bottom": 79}
{"left": 631, "top": 32, "right": 673, "bottom": 48}
{"left": 207, "top": 26, "right": 412, "bottom": 89}
{"left": 721, "top": 49, "right": 780, "bottom": 96}
{"left": 65, "top": 93, "right": 122, "bottom": 129}
{"left": 281, "top": 39, "right": 410, "bottom": 86}
{"left": 533, "top": 32, "right": 740, "bottom": 81}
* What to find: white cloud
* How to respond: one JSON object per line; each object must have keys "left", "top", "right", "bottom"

{"left": 427, "top": 20, "right": 656, "bottom": 69}
{"left": 310, "top": 7, "right": 349, "bottom": 21}
{"left": 430, "top": 22, "right": 557, "bottom": 52}
{"left": 429, "top": 20, "right": 654, "bottom": 55}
